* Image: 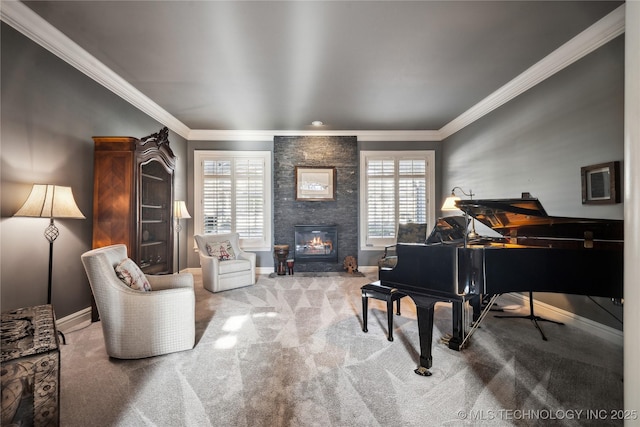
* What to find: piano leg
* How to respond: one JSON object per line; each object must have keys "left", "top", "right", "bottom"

{"left": 447, "top": 301, "right": 465, "bottom": 351}
{"left": 470, "top": 295, "right": 481, "bottom": 322}
{"left": 415, "top": 303, "right": 435, "bottom": 376}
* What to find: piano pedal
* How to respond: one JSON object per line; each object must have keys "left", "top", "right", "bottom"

{"left": 440, "top": 334, "right": 464, "bottom": 350}
{"left": 440, "top": 333, "right": 452, "bottom": 345}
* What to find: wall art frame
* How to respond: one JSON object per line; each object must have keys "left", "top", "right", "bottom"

{"left": 581, "top": 161, "right": 620, "bottom": 205}
{"left": 295, "top": 166, "right": 336, "bottom": 201}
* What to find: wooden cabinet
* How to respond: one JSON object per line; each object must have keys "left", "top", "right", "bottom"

{"left": 92, "top": 127, "right": 175, "bottom": 275}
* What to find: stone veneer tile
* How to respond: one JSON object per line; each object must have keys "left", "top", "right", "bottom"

{"left": 274, "top": 136, "right": 358, "bottom": 272}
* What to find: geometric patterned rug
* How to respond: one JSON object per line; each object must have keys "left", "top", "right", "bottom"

{"left": 60, "top": 271, "right": 623, "bottom": 426}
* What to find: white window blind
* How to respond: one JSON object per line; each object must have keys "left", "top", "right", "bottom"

{"left": 398, "top": 159, "right": 427, "bottom": 225}
{"left": 234, "top": 158, "right": 265, "bottom": 239}
{"left": 202, "top": 159, "right": 232, "bottom": 234}
{"left": 195, "top": 151, "right": 271, "bottom": 250}
{"left": 360, "top": 151, "right": 435, "bottom": 249}
{"left": 366, "top": 159, "right": 396, "bottom": 239}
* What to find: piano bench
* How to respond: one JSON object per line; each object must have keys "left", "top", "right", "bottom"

{"left": 361, "top": 281, "right": 406, "bottom": 342}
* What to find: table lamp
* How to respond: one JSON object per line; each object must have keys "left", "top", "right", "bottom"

{"left": 442, "top": 186, "right": 477, "bottom": 244}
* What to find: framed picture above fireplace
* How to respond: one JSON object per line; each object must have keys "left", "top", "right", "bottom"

{"left": 295, "top": 166, "right": 336, "bottom": 201}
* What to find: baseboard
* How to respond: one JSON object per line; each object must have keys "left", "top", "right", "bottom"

{"left": 181, "top": 267, "right": 274, "bottom": 275}
{"left": 256, "top": 266, "right": 274, "bottom": 275}
{"left": 56, "top": 306, "right": 92, "bottom": 334}
{"left": 499, "top": 293, "right": 623, "bottom": 347}
{"left": 357, "top": 265, "right": 378, "bottom": 274}
{"left": 189, "top": 266, "right": 373, "bottom": 275}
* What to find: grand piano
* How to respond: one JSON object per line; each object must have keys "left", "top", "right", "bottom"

{"left": 378, "top": 197, "right": 623, "bottom": 376}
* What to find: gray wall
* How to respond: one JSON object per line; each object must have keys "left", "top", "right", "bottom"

{"left": 0, "top": 24, "right": 188, "bottom": 318}
{"left": 441, "top": 35, "right": 624, "bottom": 329}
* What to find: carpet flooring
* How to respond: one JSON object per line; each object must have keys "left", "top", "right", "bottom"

{"left": 60, "top": 271, "right": 623, "bottom": 426}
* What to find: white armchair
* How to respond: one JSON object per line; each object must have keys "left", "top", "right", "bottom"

{"left": 81, "top": 244, "right": 195, "bottom": 359}
{"left": 194, "top": 233, "right": 256, "bottom": 293}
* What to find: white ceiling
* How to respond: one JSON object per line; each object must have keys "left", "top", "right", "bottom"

{"left": 6, "top": 1, "right": 625, "bottom": 139}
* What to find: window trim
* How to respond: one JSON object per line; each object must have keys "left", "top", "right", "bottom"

{"left": 359, "top": 150, "right": 435, "bottom": 251}
{"left": 194, "top": 150, "right": 272, "bottom": 251}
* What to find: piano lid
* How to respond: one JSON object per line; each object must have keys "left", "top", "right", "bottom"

{"left": 455, "top": 198, "right": 623, "bottom": 241}
{"left": 456, "top": 198, "right": 547, "bottom": 229}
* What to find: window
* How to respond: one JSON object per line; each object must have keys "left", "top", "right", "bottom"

{"left": 359, "top": 150, "right": 435, "bottom": 249}
{"left": 194, "top": 151, "right": 272, "bottom": 250}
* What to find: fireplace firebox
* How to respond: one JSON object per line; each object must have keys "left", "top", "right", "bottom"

{"left": 294, "top": 225, "right": 338, "bottom": 262}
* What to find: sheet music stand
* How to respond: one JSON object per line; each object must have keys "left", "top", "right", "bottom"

{"left": 494, "top": 291, "right": 563, "bottom": 340}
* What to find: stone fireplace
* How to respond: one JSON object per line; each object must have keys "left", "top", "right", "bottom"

{"left": 294, "top": 225, "right": 338, "bottom": 262}
{"left": 273, "top": 136, "right": 358, "bottom": 272}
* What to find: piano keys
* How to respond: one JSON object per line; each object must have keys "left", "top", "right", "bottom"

{"left": 378, "top": 197, "right": 623, "bottom": 376}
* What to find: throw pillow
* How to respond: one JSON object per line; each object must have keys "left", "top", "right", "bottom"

{"left": 115, "top": 258, "right": 152, "bottom": 292}
{"left": 205, "top": 240, "right": 236, "bottom": 261}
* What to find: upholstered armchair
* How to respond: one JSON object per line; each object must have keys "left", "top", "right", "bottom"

{"left": 378, "top": 222, "right": 429, "bottom": 270}
{"left": 194, "top": 233, "right": 256, "bottom": 293}
{"left": 81, "top": 244, "right": 195, "bottom": 359}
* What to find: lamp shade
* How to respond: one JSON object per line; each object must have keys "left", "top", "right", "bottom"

{"left": 14, "top": 184, "right": 85, "bottom": 219}
{"left": 442, "top": 187, "right": 475, "bottom": 211}
{"left": 174, "top": 200, "right": 191, "bottom": 219}
{"left": 441, "top": 195, "right": 461, "bottom": 211}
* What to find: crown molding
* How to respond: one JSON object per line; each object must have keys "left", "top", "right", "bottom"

{"left": 187, "top": 129, "right": 443, "bottom": 142}
{"left": 2, "top": 1, "right": 624, "bottom": 143}
{"left": 439, "top": 4, "right": 625, "bottom": 140}
{"left": 0, "top": 0, "right": 191, "bottom": 139}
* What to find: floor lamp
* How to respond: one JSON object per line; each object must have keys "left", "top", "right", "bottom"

{"left": 14, "top": 184, "right": 85, "bottom": 344}
{"left": 174, "top": 200, "right": 191, "bottom": 273}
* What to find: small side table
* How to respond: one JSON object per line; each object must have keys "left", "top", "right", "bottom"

{"left": 1, "top": 305, "right": 60, "bottom": 426}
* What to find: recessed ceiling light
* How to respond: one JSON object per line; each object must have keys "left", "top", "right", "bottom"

{"left": 311, "top": 120, "right": 323, "bottom": 126}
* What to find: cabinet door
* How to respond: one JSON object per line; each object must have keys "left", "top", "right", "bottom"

{"left": 139, "top": 160, "right": 172, "bottom": 274}
{"left": 92, "top": 151, "right": 134, "bottom": 250}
